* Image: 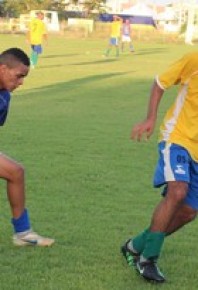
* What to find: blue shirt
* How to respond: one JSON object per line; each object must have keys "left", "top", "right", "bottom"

{"left": 0, "top": 90, "right": 11, "bottom": 126}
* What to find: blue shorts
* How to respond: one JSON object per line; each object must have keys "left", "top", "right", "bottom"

{"left": 153, "top": 141, "right": 198, "bottom": 210}
{"left": 31, "top": 45, "right": 42, "bottom": 54}
{"left": 109, "top": 37, "right": 119, "bottom": 46}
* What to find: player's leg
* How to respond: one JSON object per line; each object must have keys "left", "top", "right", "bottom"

{"left": 123, "top": 192, "right": 194, "bottom": 255}
{"left": 166, "top": 203, "right": 197, "bottom": 235}
{"left": 121, "top": 41, "right": 124, "bottom": 52}
{"left": 115, "top": 38, "right": 120, "bottom": 57}
{"left": 123, "top": 182, "right": 184, "bottom": 283}
{"left": 121, "top": 142, "right": 191, "bottom": 282}
{"left": 121, "top": 36, "right": 124, "bottom": 52}
{"left": 122, "top": 190, "right": 196, "bottom": 282}
{"left": 129, "top": 40, "right": 134, "bottom": 52}
{"left": 33, "top": 45, "right": 42, "bottom": 67}
{"left": 136, "top": 142, "right": 191, "bottom": 282}
{"left": 105, "top": 38, "right": 113, "bottom": 56}
{"left": 150, "top": 181, "right": 188, "bottom": 232}
{"left": 0, "top": 153, "right": 54, "bottom": 246}
{"left": 0, "top": 153, "right": 25, "bottom": 218}
{"left": 162, "top": 156, "right": 198, "bottom": 235}
{"left": 30, "top": 46, "right": 37, "bottom": 68}
{"left": 35, "top": 45, "right": 42, "bottom": 66}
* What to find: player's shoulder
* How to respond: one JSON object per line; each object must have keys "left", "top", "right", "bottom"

{"left": 0, "top": 89, "right": 10, "bottom": 100}
{"left": 180, "top": 51, "right": 198, "bottom": 74}
{"left": 30, "top": 17, "right": 36, "bottom": 23}
{"left": 30, "top": 18, "right": 37, "bottom": 26}
{"left": 182, "top": 51, "right": 198, "bottom": 62}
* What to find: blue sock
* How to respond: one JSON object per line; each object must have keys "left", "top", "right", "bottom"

{"left": 11, "top": 209, "right": 31, "bottom": 233}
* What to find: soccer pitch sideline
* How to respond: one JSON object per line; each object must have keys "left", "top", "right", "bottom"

{"left": 0, "top": 33, "right": 197, "bottom": 290}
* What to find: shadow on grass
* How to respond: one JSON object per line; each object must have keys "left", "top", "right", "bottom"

{"left": 38, "top": 64, "right": 66, "bottom": 69}
{"left": 41, "top": 53, "right": 79, "bottom": 59}
{"left": 135, "top": 47, "right": 168, "bottom": 56}
{"left": 38, "top": 59, "right": 117, "bottom": 69}
{"left": 70, "top": 59, "right": 119, "bottom": 65}
{"left": 18, "top": 71, "right": 133, "bottom": 96}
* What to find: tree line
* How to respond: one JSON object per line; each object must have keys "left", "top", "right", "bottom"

{"left": 0, "top": 0, "right": 107, "bottom": 18}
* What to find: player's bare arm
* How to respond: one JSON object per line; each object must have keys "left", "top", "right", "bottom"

{"left": 131, "top": 80, "right": 164, "bottom": 141}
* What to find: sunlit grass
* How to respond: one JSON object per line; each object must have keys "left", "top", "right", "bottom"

{"left": 0, "top": 33, "right": 197, "bottom": 289}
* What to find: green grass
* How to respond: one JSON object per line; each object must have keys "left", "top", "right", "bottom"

{"left": 0, "top": 33, "right": 197, "bottom": 289}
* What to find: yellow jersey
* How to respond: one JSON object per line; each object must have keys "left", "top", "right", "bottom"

{"left": 110, "top": 20, "right": 121, "bottom": 38}
{"left": 29, "top": 18, "right": 46, "bottom": 45}
{"left": 157, "top": 52, "right": 198, "bottom": 161}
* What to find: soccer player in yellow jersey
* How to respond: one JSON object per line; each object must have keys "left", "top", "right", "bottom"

{"left": 105, "top": 15, "right": 122, "bottom": 57}
{"left": 27, "top": 11, "right": 47, "bottom": 68}
{"left": 121, "top": 52, "right": 198, "bottom": 283}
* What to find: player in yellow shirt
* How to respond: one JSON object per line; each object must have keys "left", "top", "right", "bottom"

{"left": 104, "top": 15, "right": 122, "bottom": 57}
{"left": 27, "top": 11, "right": 47, "bottom": 68}
{"left": 121, "top": 52, "right": 198, "bottom": 283}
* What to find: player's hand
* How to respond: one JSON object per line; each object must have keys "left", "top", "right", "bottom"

{"left": 131, "top": 119, "right": 155, "bottom": 141}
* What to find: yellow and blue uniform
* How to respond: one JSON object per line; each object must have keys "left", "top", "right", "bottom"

{"left": 157, "top": 52, "right": 198, "bottom": 161}
{"left": 109, "top": 20, "right": 121, "bottom": 45}
{"left": 110, "top": 20, "right": 121, "bottom": 38}
{"left": 29, "top": 17, "right": 46, "bottom": 46}
{"left": 154, "top": 52, "right": 198, "bottom": 209}
{"left": 28, "top": 15, "right": 47, "bottom": 67}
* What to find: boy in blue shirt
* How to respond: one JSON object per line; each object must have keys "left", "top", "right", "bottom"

{"left": 0, "top": 48, "right": 54, "bottom": 246}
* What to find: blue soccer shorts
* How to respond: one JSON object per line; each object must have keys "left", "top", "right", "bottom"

{"left": 31, "top": 45, "right": 42, "bottom": 54}
{"left": 153, "top": 141, "right": 198, "bottom": 210}
{"left": 109, "top": 37, "right": 119, "bottom": 46}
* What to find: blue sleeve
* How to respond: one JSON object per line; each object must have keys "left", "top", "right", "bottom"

{"left": 0, "top": 90, "right": 11, "bottom": 126}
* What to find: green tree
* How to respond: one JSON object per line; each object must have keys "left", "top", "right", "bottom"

{"left": 2, "top": 0, "right": 52, "bottom": 17}
{"left": 0, "top": 0, "right": 107, "bottom": 18}
{"left": 83, "top": 0, "right": 107, "bottom": 18}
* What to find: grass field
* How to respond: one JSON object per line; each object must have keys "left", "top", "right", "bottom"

{"left": 0, "top": 33, "right": 198, "bottom": 290}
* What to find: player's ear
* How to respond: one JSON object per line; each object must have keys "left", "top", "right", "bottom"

{"left": 0, "top": 64, "right": 8, "bottom": 74}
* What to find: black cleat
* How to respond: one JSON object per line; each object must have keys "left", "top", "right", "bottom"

{"left": 136, "top": 259, "right": 165, "bottom": 283}
{"left": 121, "top": 239, "right": 140, "bottom": 268}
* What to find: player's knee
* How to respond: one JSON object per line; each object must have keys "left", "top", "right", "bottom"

{"left": 174, "top": 190, "right": 187, "bottom": 203}
{"left": 182, "top": 207, "right": 197, "bottom": 223}
{"left": 187, "top": 207, "right": 197, "bottom": 222}
{"left": 167, "top": 182, "right": 188, "bottom": 203}
{"left": 13, "top": 163, "right": 25, "bottom": 181}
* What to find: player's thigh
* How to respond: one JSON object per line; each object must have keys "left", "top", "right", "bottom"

{"left": 166, "top": 181, "right": 188, "bottom": 199}
{"left": 153, "top": 142, "right": 190, "bottom": 188}
{"left": 0, "top": 153, "right": 24, "bottom": 180}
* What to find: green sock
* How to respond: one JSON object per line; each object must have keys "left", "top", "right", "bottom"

{"left": 132, "top": 228, "right": 149, "bottom": 254}
{"left": 30, "top": 51, "right": 38, "bottom": 66}
{"left": 142, "top": 231, "right": 165, "bottom": 260}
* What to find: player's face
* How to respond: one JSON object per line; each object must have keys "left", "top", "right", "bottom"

{"left": 0, "top": 63, "right": 29, "bottom": 92}
{"left": 38, "top": 13, "right": 44, "bottom": 20}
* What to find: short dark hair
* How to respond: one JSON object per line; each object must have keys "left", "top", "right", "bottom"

{"left": 0, "top": 47, "right": 30, "bottom": 67}
{"left": 37, "top": 11, "right": 44, "bottom": 16}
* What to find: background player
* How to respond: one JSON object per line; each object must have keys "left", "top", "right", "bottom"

{"left": 104, "top": 15, "right": 122, "bottom": 57}
{"left": 27, "top": 11, "right": 48, "bottom": 68}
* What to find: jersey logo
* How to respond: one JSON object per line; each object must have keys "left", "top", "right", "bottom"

{"left": 175, "top": 165, "right": 186, "bottom": 175}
